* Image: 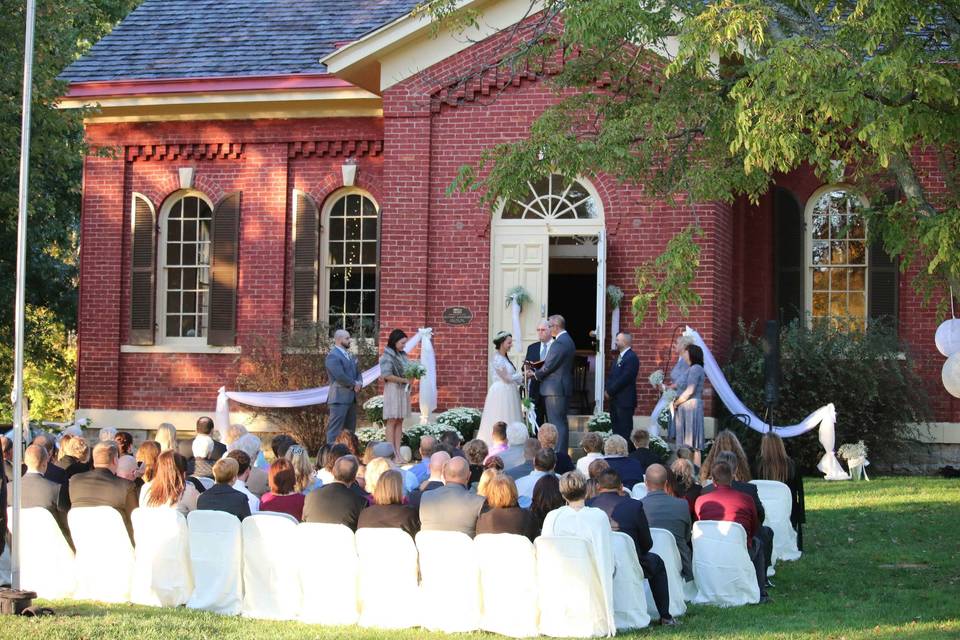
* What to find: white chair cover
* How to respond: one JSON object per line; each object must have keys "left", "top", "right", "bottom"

{"left": 254, "top": 510, "right": 299, "bottom": 525}
{"left": 355, "top": 528, "right": 420, "bottom": 629}
{"left": 691, "top": 521, "right": 760, "bottom": 607}
{"left": 609, "top": 531, "right": 652, "bottom": 631}
{"left": 241, "top": 514, "right": 301, "bottom": 619}
{"left": 751, "top": 480, "right": 802, "bottom": 563}
{"left": 186, "top": 510, "right": 242, "bottom": 615}
{"left": 630, "top": 482, "right": 648, "bottom": 499}
{"left": 417, "top": 530, "right": 481, "bottom": 632}
{"left": 474, "top": 533, "right": 539, "bottom": 638}
{"left": 68, "top": 506, "right": 135, "bottom": 603}
{"left": 0, "top": 543, "right": 9, "bottom": 587}
{"left": 535, "top": 536, "right": 614, "bottom": 637}
{"left": 648, "top": 527, "right": 689, "bottom": 615}
{"left": 295, "top": 523, "right": 359, "bottom": 625}
{"left": 131, "top": 507, "right": 193, "bottom": 607}
{"left": 6, "top": 507, "right": 75, "bottom": 599}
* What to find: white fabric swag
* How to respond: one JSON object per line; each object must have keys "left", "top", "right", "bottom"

{"left": 509, "top": 294, "right": 523, "bottom": 355}
{"left": 648, "top": 326, "right": 847, "bottom": 480}
{"left": 215, "top": 328, "right": 437, "bottom": 431}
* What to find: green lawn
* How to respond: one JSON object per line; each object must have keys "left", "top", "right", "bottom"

{"left": 1, "top": 477, "right": 958, "bottom": 640}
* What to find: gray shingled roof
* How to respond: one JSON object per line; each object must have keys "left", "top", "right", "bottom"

{"left": 61, "top": 0, "right": 420, "bottom": 83}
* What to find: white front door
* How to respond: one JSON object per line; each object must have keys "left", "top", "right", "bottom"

{"left": 594, "top": 229, "right": 607, "bottom": 413}
{"left": 490, "top": 229, "right": 549, "bottom": 365}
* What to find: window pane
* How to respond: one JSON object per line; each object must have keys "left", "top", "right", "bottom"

{"left": 346, "top": 268, "right": 360, "bottom": 290}
{"left": 830, "top": 214, "right": 845, "bottom": 239}
{"left": 346, "top": 195, "right": 362, "bottom": 217}
{"left": 182, "top": 268, "right": 198, "bottom": 290}
{"left": 848, "top": 291, "right": 865, "bottom": 319}
{"left": 362, "top": 267, "right": 376, "bottom": 289}
{"left": 182, "top": 243, "right": 197, "bottom": 266}
{"left": 166, "top": 243, "right": 180, "bottom": 266}
{"left": 812, "top": 292, "right": 828, "bottom": 317}
{"left": 849, "top": 268, "right": 866, "bottom": 291}
{"left": 848, "top": 240, "right": 865, "bottom": 265}
{"left": 181, "top": 315, "right": 196, "bottom": 337}
{"left": 346, "top": 218, "right": 361, "bottom": 240}
{"left": 166, "top": 316, "right": 179, "bottom": 337}
{"left": 362, "top": 217, "right": 377, "bottom": 239}
{"left": 345, "top": 291, "right": 361, "bottom": 314}
{"left": 830, "top": 268, "right": 848, "bottom": 291}
{"left": 167, "top": 291, "right": 180, "bottom": 313}
{"left": 345, "top": 242, "right": 361, "bottom": 264}
{"left": 362, "top": 198, "right": 377, "bottom": 216}
{"left": 362, "top": 291, "right": 375, "bottom": 314}
{"left": 849, "top": 214, "right": 865, "bottom": 239}
{"left": 330, "top": 198, "right": 345, "bottom": 218}
{"left": 812, "top": 215, "right": 828, "bottom": 240}
{"left": 329, "top": 291, "right": 345, "bottom": 314}
{"left": 168, "top": 219, "right": 181, "bottom": 241}
{"left": 813, "top": 268, "right": 829, "bottom": 291}
{"left": 830, "top": 241, "right": 847, "bottom": 265}
{"left": 330, "top": 268, "right": 345, "bottom": 290}
{"left": 830, "top": 293, "right": 847, "bottom": 317}
{"left": 330, "top": 218, "right": 344, "bottom": 241}
{"left": 812, "top": 241, "right": 829, "bottom": 265}
{"left": 361, "top": 241, "right": 377, "bottom": 264}
{"left": 329, "top": 242, "right": 344, "bottom": 265}
{"left": 183, "top": 293, "right": 197, "bottom": 313}
{"left": 183, "top": 219, "right": 197, "bottom": 242}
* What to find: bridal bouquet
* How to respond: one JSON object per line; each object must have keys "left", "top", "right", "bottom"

{"left": 657, "top": 389, "right": 677, "bottom": 429}
{"left": 649, "top": 369, "right": 665, "bottom": 388}
{"left": 403, "top": 361, "right": 428, "bottom": 380}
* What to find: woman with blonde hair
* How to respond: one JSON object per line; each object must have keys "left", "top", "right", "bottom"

{"left": 700, "top": 429, "right": 752, "bottom": 483}
{"left": 285, "top": 444, "right": 321, "bottom": 494}
{"left": 476, "top": 472, "right": 537, "bottom": 540}
{"left": 59, "top": 436, "right": 91, "bottom": 479}
{"left": 670, "top": 457, "right": 701, "bottom": 516}
{"left": 135, "top": 440, "right": 161, "bottom": 491}
{"left": 756, "top": 432, "right": 805, "bottom": 548}
{"left": 476, "top": 467, "right": 498, "bottom": 498}
{"left": 155, "top": 423, "right": 178, "bottom": 452}
{"left": 142, "top": 450, "right": 199, "bottom": 515}
{"left": 357, "top": 469, "right": 420, "bottom": 538}
{"left": 363, "top": 457, "right": 393, "bottom": 497}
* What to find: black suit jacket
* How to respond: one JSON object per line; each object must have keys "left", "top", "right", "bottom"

{"left": 41, "top": 461, "right": 67, "bottom": 485}
{"left": 525, "top": 341, "right": 547, "bottom": 401}
{"left": 357, "top": 504, "right": 421, "bottom": 539}
{"left": 68, "top": 468, "right": 139, "bottom": 543}
{"left": 605, "top": 456, "right": 646, "bottom": 490}
{"left": 21, "top": 472, "right": 72, "bottom": 547}
{"left": 605, "top": 348, "right": 639, "bottom": 408}
{"left": 302, "top": 482, "right": 368, "bottom": 530}
{"left": 197, "top": 483, "right": 251, "bottom": 521}
{"left": 629, "top": 447, "right": 663, "bottom": 472}
{"left": 588, "top": 491, "right": 656, "bottom": 571}
{"left": 182, "top": 437, "right": 227, "bottom": 475}
{"left": 701, "top": 480, "right": 765, "bottom": 522}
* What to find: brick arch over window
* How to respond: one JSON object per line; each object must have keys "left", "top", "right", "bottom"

{"left": 137, "top": 170, "right": 230, "bottom": 211}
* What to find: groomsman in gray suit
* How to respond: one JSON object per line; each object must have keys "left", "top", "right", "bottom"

{"left": 527, "top": 314, "right": 576, "bottom": 454}
{"left": 325, "top": 329, "right": 363, "bottom": 444}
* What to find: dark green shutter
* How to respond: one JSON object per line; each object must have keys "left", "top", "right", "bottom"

{"left": 774, "top": 188, "right": 804, "bottom": 325}
{"left": 868, "top": 189, "right": 900, "bottom": 327}
{"left": 129, "top": 193, "right": 156, "bottom": 345}
{"left": 292, "top": 192, "right": 319, "bottom": 332}
{"left": 208, "top": 193, "right": 241, "bottom": 346}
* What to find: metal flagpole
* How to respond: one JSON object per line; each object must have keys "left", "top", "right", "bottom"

{"left": 10, "top": 0, "right": 38, "bottom": 591}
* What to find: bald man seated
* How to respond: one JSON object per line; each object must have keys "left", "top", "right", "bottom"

{"left": 641, "top": 463, "right": 693, "bottom": 580}
{"left": 418, "top": 456, "right": 486, "bottom": 537}
{"left": 408, "top": 451, "right": 450, "bottom": 510}
{"left": 302, "top": 455, "right": 368, "bottom": 530}
{"left": 68, "top": 441, "right": 139, "bottom": 544}
{"left": 18, "top": 444, "right": 72, "bottom": 547}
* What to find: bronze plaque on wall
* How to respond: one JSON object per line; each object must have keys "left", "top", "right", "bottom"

{"left": 442, "top": 306, "right": 473, "bottom": 326}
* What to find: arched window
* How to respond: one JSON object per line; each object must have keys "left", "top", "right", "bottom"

{"left": 501, "top": 174, "right": 599, "bottom": 220}
{"left": 806, "top": 187, "right": 868, "bottom": 331}
{"left": 158, "top": 193, "right": 214, "bottom": 341}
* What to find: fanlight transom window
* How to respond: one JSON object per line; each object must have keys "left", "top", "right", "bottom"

{"left": 502, "top": 174, "right": 599, "bottom": 220}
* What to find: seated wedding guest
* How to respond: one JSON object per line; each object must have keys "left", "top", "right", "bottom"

{"left": 588, "top": 468, "right": 675, "bottom": 626}
{"left": 476, "top": 467, "right": 498, "bottom": 498}
{"left": 538, "top": 423, "right": 575, "bottom": 473}
{"left": 180, "top": 416, "right": 227, "bottom": 464}
{"left": 32, "top": 434, "right": 66, "bottom": 485}
{"left": 576, "top": 432, "right": 605, "bottom": 476}
{"left": 155, "top": 423, "right": 178, "bottom": 453}
{"left": 286, "top": 444, "right": 322, "bottom": 494}
{"left": 226, "top": 450, "right": 260, "bottom": 513}
{"left": 232, "top": 434, "right": 269, "bottom": 497}
{"left": 136, "top": 440, "right": 160, "bottom": 483}
{"left": 196, "top": 458, "right": 250, "bottom": 521}
{"left": 695, "top": 459, "right": 769, "bottom": 603}
{"left": 225, "top": 424, "right": 269, "bottom": 470}
{"left": 116, "top": 455, "right": 139, "bottom": 482}
{"left": 499, "top": 423, "right": 529, "bottom": 470}
{"left": 59, "top": 435, "right": 91, "bottom": 480}
{"left": 69, "top": 442, "right": 139, "bottom": 543}
{"left": 334, "top": 430, "right": 362, "bottom": 459}
{"left": 629, "top": 427, "right": 663, "bottom": 472}
{"left": 190, "top": 435, "right": 217, "bottom": 479}
{"left": 303, "top": 455, "right": 368, "bottom": 530}
{"left": 676, "top": 446, "right": 700, "bottom": 477}
{"left": 410, "top": 450, "right": 449, "bottom": 508}
{"left": 317, "top": 444, "right": 350, "bottom": 485}
{"left": 530, "top": 474, "right": 564, "bottom": 536}
{"left": 260, "top": 458, "right": 306, "bottom": 521}
{"left": 439, "top": 430, "right": 465, "bottom": 459}
{"left": 19, "top": 444, "right": 71, "bottom": 546}
{"left": 363, "top": 457, "right": 392, "bottom": 499}
{"left": 515, "top": 447, "right": 556, "bottom": 508}
{"left": 398, "top": 446, "right": 413, "bottom": 465}
{"left": 464, "top": 439, "right": 489, "bottom": 485}
{"left": 485, "top": 422, "right": 509, "bottom": 461}
{"left": 114, "top": 431, "right": 134, "bottom": 457}
{"left": 506, "top": 438, "right": 541, "bottom": 480}
{"left": 419, "top": 456, "right": 485, "bottom": 537}
{"left": 755, "top": 432, "right": 805, "bottom": 550}
{"left": 476, "top": 473, "right": 537, "bottom": 541}
{"left": 409, "top": 436, "right": 437, "bottom": 485}
{"left": 641, "top": 463, "right": 693, "bottom": 581}
{"left": 143, "top": 451, "right": 200, "bottom": 516}
{"left": 603, "top": 434, "right": 645, "bottom": 489}
{"left": 587, "top": 457, "right": 610, "bottom": 480}
{"left": 484, "top": 455, "right": 504, "bottom": 472}
{"left": 357, "top": 469, "right": 420, "bottom": 539}
{"left": 700, "top": 429, "right": 752, "bottom": 484}
{"left": 670, "top": 457, "right": 701, "bottom": 517}
{"left": 369, "top": 442, "right": 419, "bottom": 494}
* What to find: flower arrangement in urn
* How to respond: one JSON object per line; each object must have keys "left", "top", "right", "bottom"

{"left": 838, "top": 440, "right": 870, "bottom": 481}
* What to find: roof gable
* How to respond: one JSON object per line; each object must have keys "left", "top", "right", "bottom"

{"left": 61, "top": 0, "right": 420, "bottom": 83}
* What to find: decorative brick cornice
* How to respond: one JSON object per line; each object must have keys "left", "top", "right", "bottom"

{"left": 126, "top": 142, "right": 245, "bottom": 162}
{"left": 288, "top": 139, "right": 383, "bottom": 159}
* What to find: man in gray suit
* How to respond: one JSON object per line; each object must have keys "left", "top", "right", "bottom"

{"left": 418, "top": 456, "right": 485, "bottom": 537}
{"left": 325, "top": 329, "right": 363, "bottom": 444}
{"left": 527, "top": 314, "right": 576, "bottom": 453}
{"left": 641, "top": 463, "right": 693, "bottom": 581}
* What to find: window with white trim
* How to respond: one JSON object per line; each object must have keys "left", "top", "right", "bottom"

{"left": 159, "top": 193, "right": 213, "bottom": 343}
{"left": 807, "top": 187, "right": 868, "bottom": 331}
{"left": 501, "top": 174, "right": 599, "bottom": 220}
{"left": 323, "top": 190, "right": 379, "bottom": 336}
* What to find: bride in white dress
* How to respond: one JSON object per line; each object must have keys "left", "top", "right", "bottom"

{"left": 477, "top": 331, "right": 527, "bottom": 446}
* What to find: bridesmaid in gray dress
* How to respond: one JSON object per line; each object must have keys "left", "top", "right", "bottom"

{"left": 672, "top": 344, "right": 705, "bottom": 466}
{"left": 666, "top": 335, "right": 694, "bottom": 440}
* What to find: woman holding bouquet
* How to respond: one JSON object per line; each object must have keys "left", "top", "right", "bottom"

{"left": 379, "top": 329, "right": 410, "bottom": 456}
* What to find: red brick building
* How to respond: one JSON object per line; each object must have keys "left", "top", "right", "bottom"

{"left": 62, "top": 0, "right": 958, "bottom": 455}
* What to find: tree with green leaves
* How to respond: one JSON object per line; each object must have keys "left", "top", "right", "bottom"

{"left": 427, "top": 0, "right": 960, "bottom": 323}
{"left": 0, "top": 0, "right": 140, "bottom": 421}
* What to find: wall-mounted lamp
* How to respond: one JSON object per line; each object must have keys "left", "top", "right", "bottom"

{"left": 342, "top": 157, "right": 358, "bottom": 187}
{"left": 178, "top": 167, "right": 195, "bottom": 190}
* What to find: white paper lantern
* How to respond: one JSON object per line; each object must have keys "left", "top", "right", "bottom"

{"left": 935, "top": 318, "right": 960, "bottom": 357}
{"left": 943, "top": 354, "right": 960, "bottom": 399}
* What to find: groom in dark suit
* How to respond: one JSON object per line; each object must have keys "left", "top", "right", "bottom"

{"left": 605, "top": 331, "right": 640, "bottom": 443}
{"left": 527, "top": 314, "right": 575, "bottom": 454}
{"left": 524, "top": 319, "right": 552, "bottom": 426}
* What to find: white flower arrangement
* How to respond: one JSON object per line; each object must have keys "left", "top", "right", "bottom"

{"left": 837, "top": 440, "right": 868, "bottom": 461}
{"left": 657, "top": 388, "right": 677, "bottom": 428}
{"left": 648, "top": 369, "right": 665, "bottom": 387}
{"left": 606, "top": 285, "right": 624, "bottom": 308}
{"left": 356, "top": 425, "right": 386, "bottom": 448}
{"left": 362, "top": 395, "right": 384, "bottom": 426}
{"left": 403, "top": 361, "right": 428, "bottom": 380}
{"left": 436, "top": 407, "right": 482, "bottom": 442}
{"left": 505, "top": 285, "right": 532, "bottom": 310}
{"left": 587, "top": 412, "right": 612, "bottom": 432}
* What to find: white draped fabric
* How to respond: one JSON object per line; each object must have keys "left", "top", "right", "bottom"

{"left": 646, "top": 327, "right": 846, "bottom": 480}
{"left": 610, "top": 307, "right": 620, "bottom": 351}
{"left": 214, "top": 328, "right": 437, "bottom": 429}
{"left": 509, "top": 296, "right": 524, "bottom": 355}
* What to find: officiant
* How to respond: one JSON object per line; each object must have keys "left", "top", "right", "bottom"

{"left": 524, "top": 319, "right": 552, "bottom": 426}
{"left": 605, "top": 332, "right": 639, "bottom": 444}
